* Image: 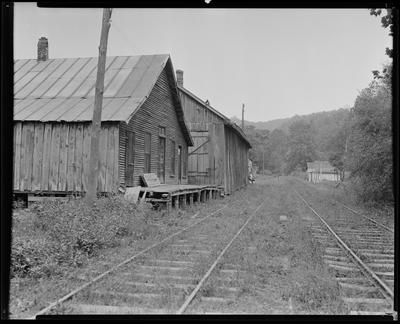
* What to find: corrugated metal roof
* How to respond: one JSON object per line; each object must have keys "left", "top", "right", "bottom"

{"left": 14, "top": 54, "right": 170, "bottom": 122}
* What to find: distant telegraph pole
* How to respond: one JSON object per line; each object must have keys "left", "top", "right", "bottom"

{"left": 241, "top": 103, "right": 245, "bottom": 130}
{"left": 262, "top": 151, "right": 265, "bottom": 175}
{"left": 86, "top": 8, "right": 112, "bottom": 202}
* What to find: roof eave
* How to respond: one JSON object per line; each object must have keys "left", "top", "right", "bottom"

{"left": 166, "top": 59, "right": 194, "bottom": 147}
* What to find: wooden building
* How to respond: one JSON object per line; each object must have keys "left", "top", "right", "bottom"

{"left": 175, "top": 70, "right": 251, "bottom": 194}
{"left": 13, "top": 39, "right": 193, "bottom": 196}
{"left": 306, "top": 161, "right": 339, "bottom": 183}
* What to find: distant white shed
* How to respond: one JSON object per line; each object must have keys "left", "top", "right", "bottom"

{"left": 306, "top": 161, "right": 339, "bottom": 183}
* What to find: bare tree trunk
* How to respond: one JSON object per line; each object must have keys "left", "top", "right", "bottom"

{"left": 86, "top": 8, "right": 112, "bottom": 203}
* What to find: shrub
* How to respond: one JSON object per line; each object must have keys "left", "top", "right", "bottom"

{"left": 11, "top": 237, "right": 60, "bottom": 278}
{"left": 11, "top": 196, "right": 152, "bottom": 279}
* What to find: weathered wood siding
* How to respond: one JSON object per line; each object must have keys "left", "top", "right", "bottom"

{"left": 179, "top": 92, "right": 226, "bottom": 186}
{"left": 224, "top": 127, "right": 249, "bottom": 193}
{"left": 209, "top": 123, "right": 226, "bottom": 187}
{"left": 119, "top": 68, "right": 189, "bottom": 187}
{"left": 179, "top": 89, "right": 249, "bottom": 193}
{"left": 13, "top": 121, "right": 120, "bottom": 193}
{"left": 180, "top": 94, "right": 221, "bottom": 125}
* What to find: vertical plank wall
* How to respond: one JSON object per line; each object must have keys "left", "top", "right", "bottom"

{"left": 188, "top": 128, "right": 210, "bottom": 185}
{"left": 208, "top": 123, "right": 226, "bottom": 187}
{"left": 179, "top": 89, "right": 250, "bottom": 193}
{"left": 13, "top": 121, "right": 120, "bottom": 193}
{"left": 224, "top": 127, "right": 249, "bottom": 194}
{"left": 179, "top": 93, "right": 225, "bottom": 186}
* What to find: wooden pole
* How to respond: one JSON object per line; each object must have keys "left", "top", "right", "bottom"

{"left": 262, "top": 151, "right": 265, "bottom": 175}
{"left": 86, "top": 8, "right": 112, "bottom": 202}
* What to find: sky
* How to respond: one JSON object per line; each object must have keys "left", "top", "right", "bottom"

{"left": 14, "top": 3, "right": 392, "bottom": 122}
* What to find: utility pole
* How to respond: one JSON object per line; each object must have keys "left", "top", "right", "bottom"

{"left": 342, "top": 112, "right": 352, "bottom": 181}
{"left": 262, "top": 151, "right": 265, "bottom": 175}
{"left": 86, "top": 8, "right": 112, "bottom": 202}
{"left": 241, "top": 103, "right": 245, "bottom": 130}
{"left": 343, "top": 130, "right": 350, "bottom": 181}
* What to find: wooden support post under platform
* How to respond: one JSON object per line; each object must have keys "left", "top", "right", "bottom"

{"left": 172, "top": 196, "right": 178, "bottom": 209}
{"left": 181, "top": 194, "right": 187, "bottom": 208}
{"left": 189, "top": 193, "right": 193, "bottom": 206}
{"left": 166, "top": 194, "right": 172, "bottom": 214}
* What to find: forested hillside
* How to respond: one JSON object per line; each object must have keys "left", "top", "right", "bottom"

{"left": 231, "top": 108, "right": 351, "bottom": 133}
{"left": 236, "top": 108, "right": 351, "bottom": 165}
{"left": 241, "top": 108, "right": 351, "bottom": 173}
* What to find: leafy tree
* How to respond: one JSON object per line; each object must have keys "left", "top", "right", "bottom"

{"left": 370, "top": 8, "right": 393, "bottom": 80}
{"left": 268, "top": 129, "right": 288, "bottom": 174}
{"left": 285, "top": 120, "right": 317, "bottom": 173}
{"left": 346, "top": 8, "right": 393, "bottom": 203}
{"left": 244, "top": 125, "right": 271, "bottom": 171}
{"left": 346, "top": 77, "right": 392, "bottom": 202}
{"left": 327, "top": 112, "right": 352, "bottom": 180}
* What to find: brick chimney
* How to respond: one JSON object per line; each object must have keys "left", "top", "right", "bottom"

{"left": 37, "top": 37, "right": 48, "bottom": 61}
{"left": 176, "top": 69, "right": 183, "bottom": 87}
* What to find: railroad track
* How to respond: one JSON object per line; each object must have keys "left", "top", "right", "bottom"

{"left": 293, "top": 180, "right": 394, "bottom": 316}
{"left": 32, "top": 196, "right": 265, "bottom": 316}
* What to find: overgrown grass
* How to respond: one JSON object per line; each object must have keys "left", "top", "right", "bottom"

{"left": 11, "top": 196, "right": 153, "bottom": 279}
{"left": 189, "top": 177, "right": 346, "bottom": 314}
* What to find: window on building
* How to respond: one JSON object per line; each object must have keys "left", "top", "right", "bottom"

{"left": 144, "top": 132, "right": 151, "bottom": 173}
{"left": 170, "top": 140, "right": 175, "bottom": 175}
{"left": 158, "top": 126, "right": 166, "bottom": 137}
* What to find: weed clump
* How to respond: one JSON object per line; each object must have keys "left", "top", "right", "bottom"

{"left": 292, "top": 272, "right": 343, "bottom": 313}
{"left": 11, "top": 196, "right": 152, "bottom": 279}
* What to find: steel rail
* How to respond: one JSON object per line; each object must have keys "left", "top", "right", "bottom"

{"left": 176, "top": 202, "right": 265, "bottom": 314}
{"left": 32, "top": 204, "right": 229, "bottom": 318}
{"left": 295, "top": 190, "right": 394, "bottom": 301}
{"left": 337, "top": 202, "right": 394, "bottom": 233}
{"left": 292, "top": 177, "right": 393, "bottom": 233}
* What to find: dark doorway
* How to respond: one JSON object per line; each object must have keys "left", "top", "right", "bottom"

{"left": 178, "top": 145, "right": 182, "bottom": 184}
{"left": 158, "top": 137, "right": 166, "bottom": 183}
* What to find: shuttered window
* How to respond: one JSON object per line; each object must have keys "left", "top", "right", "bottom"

{"left": 170, "top": 140, "right": 175, "bottom": 175}
{"left": 144, "top": 132, "right": 151, "bottom": 173}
